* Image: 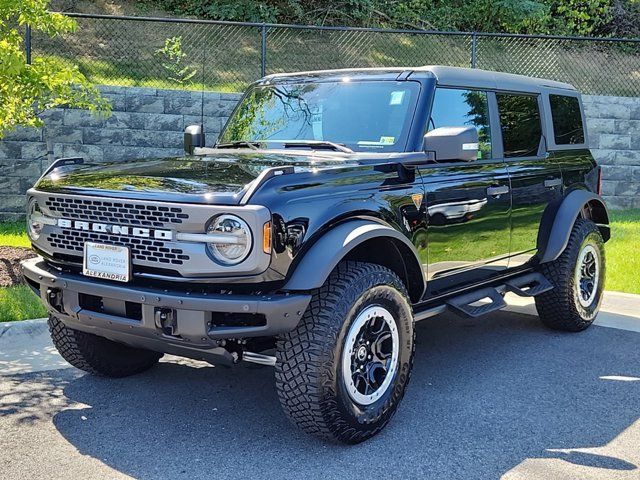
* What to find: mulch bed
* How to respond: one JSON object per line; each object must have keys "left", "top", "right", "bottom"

{"left": 0, "top": 247, "right": 37, "bottom": 288}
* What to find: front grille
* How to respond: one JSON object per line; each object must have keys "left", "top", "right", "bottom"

{"left": 30, "top": 190, "right": 272, "bottom": 279}
{"left": 45, "top": 196, "right": 189, "bottom": 228}
{"left": 47, "top": 229, "right": 190, "bottom": 266}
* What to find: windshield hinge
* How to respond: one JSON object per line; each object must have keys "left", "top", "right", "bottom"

{"left": 396, "top": 70, "right": 413, "bottom": 81}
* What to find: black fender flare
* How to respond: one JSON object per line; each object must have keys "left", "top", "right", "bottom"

{"left": 282, "top": 219, "right": 426, "bottom": 300}
{"left": 539, "top": 190, "right": 610, "bottom": 264}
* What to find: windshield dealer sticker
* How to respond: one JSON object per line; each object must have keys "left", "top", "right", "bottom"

{"left": 389, "top": 91, "right": 405, "bottom": 105}
{"left": 311, "top": 105, "right": 323, "bottom": 140}
{"left": 379, "top": 136, "right": 395, "bottom": 145}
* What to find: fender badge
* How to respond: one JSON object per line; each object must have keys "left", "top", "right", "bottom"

{"left": 411, "top": 193, "right": 423, "bottom": 210}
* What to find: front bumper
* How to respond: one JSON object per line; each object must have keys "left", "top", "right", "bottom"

{"left": 22, "top": 257, "right": 311, "bottom": 364}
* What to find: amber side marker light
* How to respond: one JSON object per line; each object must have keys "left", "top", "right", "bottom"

{"left": 263, "top": 221, "right": 272, "bottom": 254}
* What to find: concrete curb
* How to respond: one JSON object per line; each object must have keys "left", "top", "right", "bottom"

{"left": 0, "top": 317, "right": 49, "bottom": 339}
{"left": 0, "top": 317, "right": 69, "bottom": 375}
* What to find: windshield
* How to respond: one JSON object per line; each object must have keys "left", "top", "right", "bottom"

{"left": 219, "top": 80, "right": 421, "bottom": 152}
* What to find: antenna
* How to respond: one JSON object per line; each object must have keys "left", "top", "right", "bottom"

{"left": 200, "top": 30, "right": 206, "bottom": 145}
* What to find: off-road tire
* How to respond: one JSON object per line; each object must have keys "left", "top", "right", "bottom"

{"left": 48, "top": 315, "right": 163, "bottom": 377}
{"left": 275, "top": 261, "right": 415, "bottom": 444}
{"left": 535, "top": 218, "right": 605, "bottom": 332}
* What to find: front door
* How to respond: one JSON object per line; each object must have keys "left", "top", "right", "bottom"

{"left": 420, "top": 87, "right": 511, "bottom": 296}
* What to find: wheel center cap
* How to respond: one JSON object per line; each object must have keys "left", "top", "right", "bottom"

{"left": 356, "top": 345, "right": 367, "bottom": 362}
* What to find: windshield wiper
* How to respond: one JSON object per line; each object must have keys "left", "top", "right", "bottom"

{"left": 215, "top": 141, "right": 262, "bottom": 150}
{"left": 282, "top": 140, "right": 354, "bottom": 153}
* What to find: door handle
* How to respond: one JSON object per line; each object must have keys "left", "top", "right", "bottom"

{"left": 544, "top": 178, "right": 562, "bottom": 189}
{"left": 486, "top": 185, "right": 509, "bottom": 197}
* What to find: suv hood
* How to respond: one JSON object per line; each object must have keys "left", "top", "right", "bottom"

{"left": 34, "top": 151, "right": 354, "bottom": 205}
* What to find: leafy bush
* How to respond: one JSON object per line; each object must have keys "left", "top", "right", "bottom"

{"left": 141, "top": 0, "right": 640, "bottom": 37}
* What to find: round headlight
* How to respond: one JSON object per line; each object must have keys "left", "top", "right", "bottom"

{"left": 27, "top": 199, "right": 44, "bottom": 241}
{"left": 207, "top": 214, "right": 252, "bottom": 265}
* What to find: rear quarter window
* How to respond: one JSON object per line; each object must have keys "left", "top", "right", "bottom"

{"left": 549, "top": 94, "right": 585, "bottom": 145}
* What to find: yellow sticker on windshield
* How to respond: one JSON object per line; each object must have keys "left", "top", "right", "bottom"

{"left": 379, "top": 136, "right": 395, "bottom": 145}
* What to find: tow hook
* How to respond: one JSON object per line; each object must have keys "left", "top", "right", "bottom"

{"left": 154, "top": 307, "right": 178, "bottom": 336}
{"left": 47, "top": 288, "right": 64, "bottom": 313}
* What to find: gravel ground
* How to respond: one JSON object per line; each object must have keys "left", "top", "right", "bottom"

{"left": 1, "top": 310, "right": 639, "bottom": 480}
{"left": 0, "top": 247, "right": 36, "bottom": 287}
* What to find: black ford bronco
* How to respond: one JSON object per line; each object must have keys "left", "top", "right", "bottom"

{"left": 22, "top": 66, "right": 610, "bottom": 443}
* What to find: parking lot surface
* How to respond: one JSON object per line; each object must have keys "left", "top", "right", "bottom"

{"left": 1, "top": 310, "right": 639, "bottom": 480}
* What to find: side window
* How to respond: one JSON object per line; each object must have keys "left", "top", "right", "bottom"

{"left": 549, "top": 94, "right": 585, "bottom": 145}
{"left": 429, "top": 88, "right": 492, "bottom": 159}
{"left": 496, "top": 93, "right": 542, "bottom": 158}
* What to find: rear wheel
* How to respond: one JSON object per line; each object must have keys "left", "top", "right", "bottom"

{"left": 49, "top": 315, "right": 163, "bottom": 377}
{"left": 275, "top": 261, "right": 415, "bottom": 443}
{"left": 535, "top": 219, "right": 605, "bottom": 332}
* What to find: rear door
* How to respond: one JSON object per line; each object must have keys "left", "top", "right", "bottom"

{"left": 420, "top": 87, "right": 511, "bottom": 295}
{"left": 495, "top": 92, "right": 564, "bottom": 268}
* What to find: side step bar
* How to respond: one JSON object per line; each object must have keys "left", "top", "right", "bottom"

{"left": 504, "top": 272, "right": 553, "bottom": 297}
{"left": 446, "top": 287, "right": 507, "bottom": 318}
{"left": 415, "top": 272, "right": 554, "bottom": 320}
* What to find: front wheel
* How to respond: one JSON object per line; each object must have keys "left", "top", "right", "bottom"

{"left": 275, "top": 261, "right": 415, "bottom": 444}
{"left": 535, "top": 218, "right": 605, "bottom": 332}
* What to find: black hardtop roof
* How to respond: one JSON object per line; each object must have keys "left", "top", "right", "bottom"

{"left": 264, "top": 65, "right": 577, "bottom": 94}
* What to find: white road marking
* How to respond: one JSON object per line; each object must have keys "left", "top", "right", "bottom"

{"left": 600, "top": 376, "right": 640, "bottom": 382}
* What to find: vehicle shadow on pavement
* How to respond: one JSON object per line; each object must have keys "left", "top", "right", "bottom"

{"left": 51, "top": 311, "right": 640, "bottom": 479}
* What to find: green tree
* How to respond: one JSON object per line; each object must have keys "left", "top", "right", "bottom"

{"left": 0, "top": 0, "right": 110, "bottom": 138}
{"left": 549, "top": 0, "right": 612, "bottom": 36}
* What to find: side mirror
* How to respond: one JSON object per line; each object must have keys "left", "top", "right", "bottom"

{"left": 184, "top": 124, "right": 205, "bottom": 155}
{"left": 423, "top": 126, "right": 479, "bottom": 162}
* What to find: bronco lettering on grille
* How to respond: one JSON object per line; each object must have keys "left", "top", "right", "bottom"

{"left": 57, "top": 219, "right": 172, "bottom": 240}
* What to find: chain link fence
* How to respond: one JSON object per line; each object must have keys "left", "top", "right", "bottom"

{"left": 28, "top": 13, "right": 640, "bottom": 96}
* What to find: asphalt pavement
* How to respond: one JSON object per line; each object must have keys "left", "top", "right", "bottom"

{"left": 1, "top": 308, "right": 639, "bottom": 480}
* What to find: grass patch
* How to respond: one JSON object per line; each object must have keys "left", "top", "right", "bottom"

{"left": 0, "top": 223, "right": 43, "bottom": 322}
{"left": 0, "top": 221, "right": 30, "bottom": 248}
{"left": 606, "top": 209, "right": 640, "bottom": 294}
{"left": 67, "top": 56, "right": 244, "bottom": 92}
{"left": 0, "top": 285, "right": 47, "bottom": 322}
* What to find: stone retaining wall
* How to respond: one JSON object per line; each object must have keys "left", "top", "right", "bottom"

{"left": 582, "top": 95, "right": 640, "bottom": 210}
